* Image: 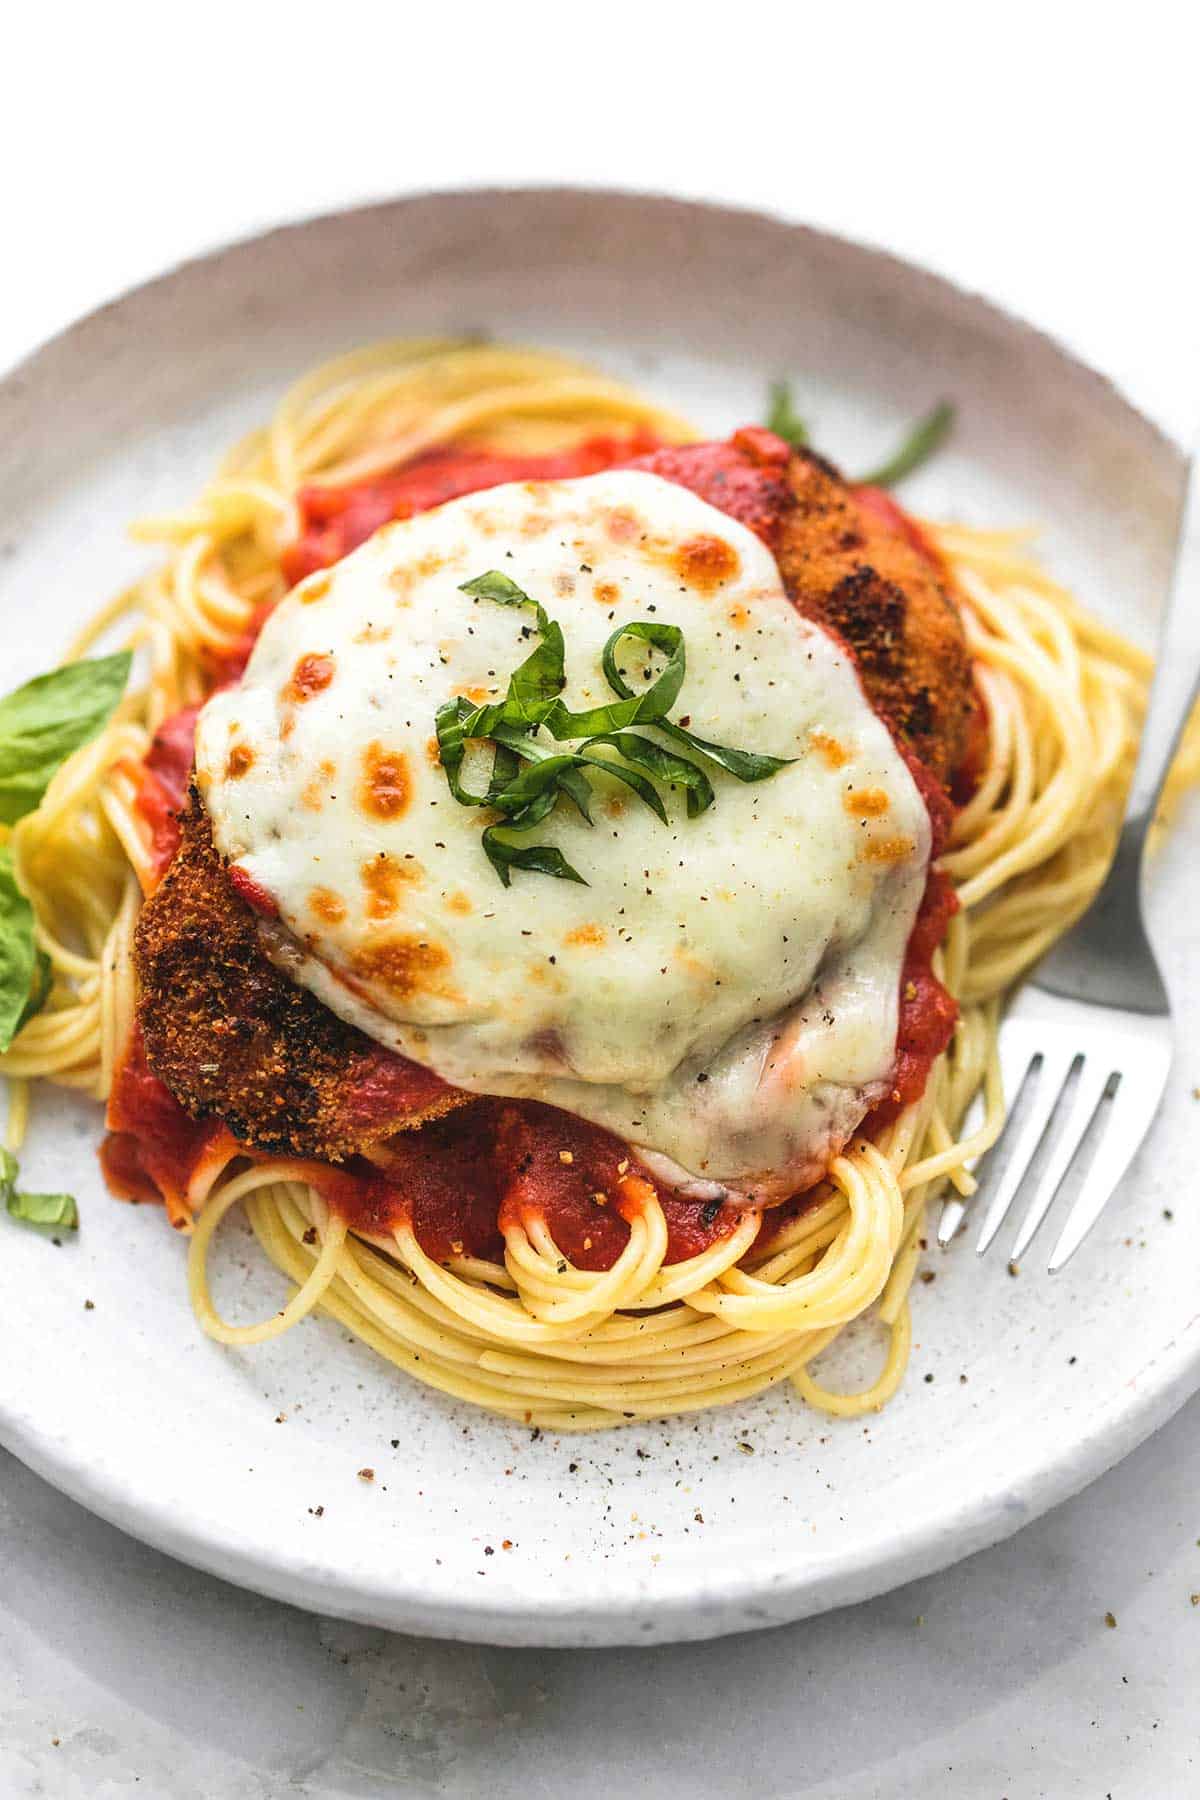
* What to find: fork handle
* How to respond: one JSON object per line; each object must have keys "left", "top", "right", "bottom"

{"left": 1125, "top": 450, "right": 1200, "bottom": 842}
{"left": 1034, "top": 447, "right": 1199, "bottom": 1012}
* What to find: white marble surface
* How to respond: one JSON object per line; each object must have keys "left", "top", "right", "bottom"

{"left": 2, "top": 5, "right": 1200, "bottom": 1793}
{"left": 3, "top": 1408, "right": 1200, "bottom": 1797}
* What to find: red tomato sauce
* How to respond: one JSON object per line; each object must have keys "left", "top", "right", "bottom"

{"left": 99, "top": 1037, "right": 748, "bottom": 1268}
{"left": 281, "top": 429, "right": 663, "bottom": 584}
{"left": 626, "top": 426, "right": 796, "bottom": 543}
{"left": 225, "top": 862, "right": 280, "bottom": 918}
{"left": 132, "top": 706, "right": 200, "bottom": 884}
{"left": 102, "top": 1022, "right": 238, "bottom": 1227}
{"left": 866, "top": 867, "right": 960, "bottom": 1129}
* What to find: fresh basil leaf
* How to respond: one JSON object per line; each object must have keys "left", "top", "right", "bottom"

{"left": 459, "top": 571, "right": 565, "bottom": 723}
{"left": 655, "top": 719, "right": 794, "bottom": 783}
{"left": 488, "top": 725, "right": 593, "bottom": 822}
{"left": 442, "top": 574, "right": 794, "bottom": 884}
{"left": 858, "top": 402, "right": 955, "bottom": 488}
{"left": 0, "top": 846, "right": 41, "bottom": 1053}
{"left": 436, "top": 698, "right": 531, "bottom": 806}
{"left": 597, "top": 622, "right": 686, "bottom": 721}
{"left": 0, "top": 651, "right": 132, "bottom": 827}
{"left": 6, "top": 1188, "right": 78, "bottom": 1230}
{"left": 506, "top": 783, "right": 564, "bottom": 834}
{"left": 585, "top": 732, "right": 714, "bottom": 819}
{"left": 439, "top": 704, "right": 596, "bottom": 829}
{"left": 508, "top": 622, "right": 566, "bottom": 721}
{"left": 434, "top": 697, "right": 488, "bottom": 806}
{"left": 492, "top": 621, "right": 687, "bottom": 741}
{"left": 487, "top": 739, "right": 523, "bottom": 800}
{"left": 17, "top": 949, "right": 53, "bottom": 1032}
{"left": 766, "top": 380, "right": 809, "bottom": 448}
{"left": 481, "top": 827, "right": 588, "bottom": 889}
{"left": 554, "top": 765, "right": 594, "bottom": 824}
{"left": 493, "top": 742, "right": 675, "bottom": 828}
{"left": 0, "top": 1146, "right": 78, "bottom": 1231}
{"left": 579, "top": 745, "right": 669, "bottom": 824}
{"left": 492, "top": 753, "right": 595, "bottom": 815}
{"left": 603, "top": 627, "right": 792, "bottom": 785}
{"left": 488, "top": 723, "right": 567, "bottom": 764}
{"left": 458, "top": 570, "right": 535, "bottom": 608}
{"left": 501, "top": 620, "right": 687, "bottom": 743}
{"left": 457, "top": 582, "right": 688, "bottom": 740}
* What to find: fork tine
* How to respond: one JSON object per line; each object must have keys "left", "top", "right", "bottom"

{"left": 1047, "top": 1059, "right": 1169, "bottom": 1272}
{"left": 937, "top": 1197, "right": 967, "bottom": 1246}
{"left": 936, "top": 1027, "right": 1038, "bottom": 1251}
{"left": 940, "top": 1024, "right": 1034, "bottom": 1246}
{"left": 975, "top": 1048, "right": 1075, "bottom": 1254}
{"left": 1008, "top": 1060, "right": 1112, "bottom": 1261}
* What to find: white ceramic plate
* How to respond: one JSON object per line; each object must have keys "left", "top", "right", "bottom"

{"left": 0, "top": 190, "right": 1194, "bottom": 1648}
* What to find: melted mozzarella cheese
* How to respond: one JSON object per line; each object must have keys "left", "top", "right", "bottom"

{"left": 196, "top": 471, "right": 930, "bottom": 1197}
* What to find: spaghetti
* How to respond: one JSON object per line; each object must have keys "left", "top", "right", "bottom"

{"left": 3, "top": 339, "right": 1191, "bottom": 1430}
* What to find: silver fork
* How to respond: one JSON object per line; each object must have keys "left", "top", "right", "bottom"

{"left": 939, "top": 448, "right": 1200, "bottom": 1272}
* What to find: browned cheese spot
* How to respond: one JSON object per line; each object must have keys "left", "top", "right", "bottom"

{"left": 594, "top": 580, "right": 621, "bottom": 607}
{"left": 285, "top": 652, "right": 336, "bottom": 704}
{"left": 673, "top": 533, "right": 740, "bottom": 593}
{"left": 354, "top": 621, "right": 393, "bottom": 645}
{"left": 309, "top": 887, "right": 347, "bottom": 924}
{"left": 361, "top": 855, "right": 422, "bottom": 920}
{"left": 844, "top": 787, "right": 890, "bottom": 818}
{"left": 862, "top": 834, "right": 915, "bottom": 864}
{"left": 302, "top": 758, "right": 338, "bottom": 812}
{"left": 389, "top": 548, "right": 452, "bottom": 596}
{"left": 225, "top": 743, "right": 255, "bottom": 780}
{"left": 451, "top": 683, "right": 491, "bottom": 704}
{"left": 810, "top": 729, "right": 853, "bottom": 770}
{"left": 445, "top": 891, "right": 473, "bottom": 916}
{"left": 358, "top": 742, "right": 412, "bottom": 821}
{"left": 727, "top": 602, "right": 752, "bottom": 629}
{"left": 564, "top": 923, "right": 606, "bottom": 947}
{"left": 425, "top": 736, "right": 442, "bottom": 769}
{"left": 350, "top": 933, "right": 454, "bottom": 1001}
{"left": 299, "top": 573, "right": 331, "bottom": 605}
{"left": 606, "top": 506, "right": 642, "bottom": 544}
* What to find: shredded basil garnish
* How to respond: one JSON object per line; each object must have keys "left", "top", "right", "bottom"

{"left": 481, "top": 829, "right": 587, "bottom": 889}
{"left": 436, "top": 573, "right": 794, "bottom": 884}
{"left": 0, "top": 1145, "right": 78, "bottom": 1232}
{"left": 601, "top": 626, "right": 792, "bottom": 787}
{"left": 765, "top": 380, "right": 809, "bottom": 448}
{"left": 765, "top": 385, "right": 955, "bottom": 488}
{"left": 857, "top": 401, "right": 956, "bottom": 488}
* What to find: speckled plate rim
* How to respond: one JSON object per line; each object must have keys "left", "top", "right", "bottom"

{"left": 0, "top": 186, "right": 1194, "bottom": 1647}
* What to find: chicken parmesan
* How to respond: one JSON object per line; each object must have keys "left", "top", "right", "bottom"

{"left": 0, "top": 339, "right": 1159, "bottom": 1429}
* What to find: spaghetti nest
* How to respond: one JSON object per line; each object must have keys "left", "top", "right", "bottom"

{"left": 2, "top": 340, "right": 1191, "bottom": 1431}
